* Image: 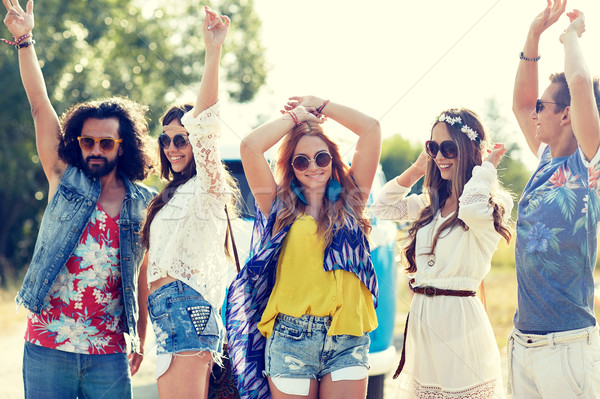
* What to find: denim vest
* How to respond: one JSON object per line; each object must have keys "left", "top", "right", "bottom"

{"left": 16, "top": 165, "right": 155, "bottom": 352}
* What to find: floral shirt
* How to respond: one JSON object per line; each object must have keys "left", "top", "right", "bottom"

{"left": 25, "top": 203, "right": 127, "bottom": 354}
{"left": 514, "top": 144, "right": 600, "bottom": 333}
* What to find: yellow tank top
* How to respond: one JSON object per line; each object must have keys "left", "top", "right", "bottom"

{"left": 257, "top": 215, "right": 378, "bottom": 338}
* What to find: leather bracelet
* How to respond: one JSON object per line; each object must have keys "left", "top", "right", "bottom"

{"left": 316, "top": 99, "right": 329, "bottom": 114}
{"left": 16, "top": 39, "right": 35, "bottom": 49}
{"left": 520, "top": 51, "right": 540, "bottom": 62}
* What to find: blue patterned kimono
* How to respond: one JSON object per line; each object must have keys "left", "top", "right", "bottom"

{"left": 225, "top": 198, "right": 378, "bottom": 398}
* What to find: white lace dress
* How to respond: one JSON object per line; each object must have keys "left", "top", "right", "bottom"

{"left": 147, "top": 102, "right": 230, "bottom": 311}
{"left": 371, "top": 162, "right": 511, "bottom": 399}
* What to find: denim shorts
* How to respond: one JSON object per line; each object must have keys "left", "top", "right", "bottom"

{"left": 147, "top": 280, "right": 224, "bottom": 356}
{"left": 264, "top": 313, "right": 370, "bottom": 380}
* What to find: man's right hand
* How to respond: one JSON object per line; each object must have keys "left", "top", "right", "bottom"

{"left": 529, "top": 0, "right": 566, "bottom": 37}
{"left": 2, "top": 0, "right": 33, "bottom": 38}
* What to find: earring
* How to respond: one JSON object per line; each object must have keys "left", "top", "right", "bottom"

{"left": 290, "top": 180, "right": 308, "bottom": 205}
{"left": 326, "top": 179, "right": 341, "bottom": 202}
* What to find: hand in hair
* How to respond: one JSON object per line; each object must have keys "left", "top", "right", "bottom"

{"left": 560, "top": 9, "right": 585, "bottom": 43}
{"left": 484, "top": 143, "right": 506, "bottom": 168}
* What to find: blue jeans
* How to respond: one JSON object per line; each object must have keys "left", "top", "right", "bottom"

{"left": 264, "top": 314, "right": 370, "bottom": 380}
{"left": 23, "top": 342, "right": 132, "bottom": 399}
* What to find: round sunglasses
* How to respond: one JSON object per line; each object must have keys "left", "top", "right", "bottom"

{"left": 77, "top": 136, "right": 122, "bottom": 152}
{"left": 425, "top": 140, "right": 458, "bottom": 159}
{"left": 158, "top": 133, "right": 190, "bottom": 150}
{"left": 291, "top": 151, "right": 332, "bottom": 171}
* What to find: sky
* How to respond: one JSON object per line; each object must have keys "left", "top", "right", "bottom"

{"left": 213, "top": 0, "right": 600, "bottom": 172}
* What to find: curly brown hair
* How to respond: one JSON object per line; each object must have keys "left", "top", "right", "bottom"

{"left": 57, "top": 97, "right": 153, "bottom": 181}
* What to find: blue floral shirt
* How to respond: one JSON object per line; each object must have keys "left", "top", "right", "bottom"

{"left": 515, "top": 144, "right": 600, "bottom": 333}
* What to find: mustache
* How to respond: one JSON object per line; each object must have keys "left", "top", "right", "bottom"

{"left": 86, "top": 156, "right": 107, "bottom": 162}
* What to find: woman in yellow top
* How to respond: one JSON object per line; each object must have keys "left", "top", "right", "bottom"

{"left": 236, "top": 95, "right": 381, "bottom": 398}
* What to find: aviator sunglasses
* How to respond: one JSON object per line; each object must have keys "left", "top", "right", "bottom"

{"left": 158, "top": 133, "right": 190, "bottom": 150}
{"left": 536, "top": 98, "right": 568, "bottom": 113}
{"left": 77, "top": 136, "right": 122, "bottom": 152}
{"left": 291, "top": 150, "right": 332, "bottom": 171}
{"left": 425, "top": 140, "right": 458, "bottom": 159}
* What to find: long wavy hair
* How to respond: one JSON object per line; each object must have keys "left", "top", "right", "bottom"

{"left": 403, "top": 108, "right": 511, "bottom": 273}
{"left": 140, "top": 104, "right": 239, "bottom": 262}
{"left": 273, "top": 121, "right": 371, "bottom": 246}
{"left": 58, "top": 97, "right": 153, "bottom": 181}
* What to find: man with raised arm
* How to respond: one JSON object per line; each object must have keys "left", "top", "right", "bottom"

{"left": 3, "top": 1, "right": 155, "bottom": 397}
{"left": 510, "top": 1, "right": 600, "bottom": 398}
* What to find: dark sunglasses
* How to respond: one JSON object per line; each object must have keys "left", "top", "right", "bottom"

{"left": 291, "top": 151, "right": 332, "bottom": 171}
{"left": 158, "top": 133, "right": 190, "bottom": 150}
{"left": 536, "top": 98, "right": 568, "bottom": 113}
{"left": 425, "top": 140, "right": 458, "bottom": 159}
{"left": 77, "top": 136, "right": 122, "bottom": 152}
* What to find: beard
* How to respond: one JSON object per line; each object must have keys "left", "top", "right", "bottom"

{"left": 83, "top": 155, "right": 119, "bottom": 178}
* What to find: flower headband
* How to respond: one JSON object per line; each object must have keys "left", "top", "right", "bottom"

{"left": 435, "top": 113, "right": 486, "bottom": 148}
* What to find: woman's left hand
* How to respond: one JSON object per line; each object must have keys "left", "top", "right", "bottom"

{"left": 204, "top": 6, "right": 230, "bottom": 48}
{"left": 485, "top": 143, "right": 506, "bottom": 168}
{"left": 283, "top": 96, "right": 326, "bottom": 115}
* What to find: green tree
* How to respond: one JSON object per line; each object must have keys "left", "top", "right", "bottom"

{"left": 0, "top": 0, "right": 266, "bottom": 287}
{"left": 380, "top": 135, "right": 423, "bottom": 193}
{"left": 483, "top": 98, "right": 532, "bottom": 218}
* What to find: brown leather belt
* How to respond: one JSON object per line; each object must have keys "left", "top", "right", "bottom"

{"left": 409, "top": 278, "right": 476, "bottom": 297}
{"left": 393, "top": 278, "right": 477, "bottom": 379}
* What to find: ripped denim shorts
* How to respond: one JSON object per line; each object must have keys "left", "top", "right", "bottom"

{"left": 264, "top": 313, "right": 370, "bottom": 380}
{"left": 147, "top": 280, "right": 224, "bottom": 357}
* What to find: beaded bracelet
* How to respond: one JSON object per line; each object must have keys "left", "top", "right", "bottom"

{"left": 285, "top": 111, "right": 301, "bottom": 127}
{"left": 316, "top": 99, "right": 330, "bottom": 115}
{"left": 16, "top": 40, "right": 35, "bottom": 49}
{"left": 520, "top": 52, "right": 540, "bottom": 62}
{"left": 1, "top": 33, "right": 31, "bottom": 46}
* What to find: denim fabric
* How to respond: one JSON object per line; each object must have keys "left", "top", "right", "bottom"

{"left": 23, "top": 341, "right": 132, "bottom": 399}
{"left": 148, "top": 280, "right": 224, "bottom": 355}
{"left": 264, "top": 314, "right": 370, "bottom": 380}
{"left": 16, "top": 165, "right": 155, "bottom": 352}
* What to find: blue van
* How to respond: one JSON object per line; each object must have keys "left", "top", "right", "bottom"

{"left": 222, "top": 145, "right": 397, "bottom": 398}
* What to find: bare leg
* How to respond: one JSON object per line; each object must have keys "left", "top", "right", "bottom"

{"left": 268, "top": 377, "right": 319, "bottom": 399}
{"left": 157, "top": 351, "right": 212, "bottom": 399}
{"left": 318, "top": 373, "right": 367, "bottom": 399}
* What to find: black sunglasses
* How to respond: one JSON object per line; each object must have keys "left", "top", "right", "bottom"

{"left": 291, "top": 151, "right": 332, "bottom": 171}
{"left": 425, "top": 140, "right": 458, "bottom": 159}
{"left": 77, "top": 136, "right": 122, "bottom": 152}
{"left": 536, "top": 98, "right": 568, "bottom": 114}
{"left": 158, "top": 133, "right": 190, "bottom": 150}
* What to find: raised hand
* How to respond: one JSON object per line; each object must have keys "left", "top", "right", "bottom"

{"left": 3, "top": 0, "right": 33, "bottom": 37}
{"left": 204, "top": 6, "right": 229, "bottom": 49}
{"left": 485, "top": 143, "right": 506, "bottom": 168}
{"left": 284, "top": 96, "right": 328, "bottom": 116}
{"left": 530, "top": 0, "right": 566, "bottom": 37}
{"left": 560, "top": 9, "right": 584, "bottom": 43}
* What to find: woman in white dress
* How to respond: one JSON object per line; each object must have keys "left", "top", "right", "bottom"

{"left": 371, "top": 108, "right": 512, "bottom": 398}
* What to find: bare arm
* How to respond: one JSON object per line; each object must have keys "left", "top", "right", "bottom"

{"left": 3, "top": 0, "right": 64, "bottom": 191}
{"left": 240, "top": 106, "right": 322, "bottom": 216}
{"left": 285, "top": 96, "right": 382, "bottom": 203}
{"left": 560, "top": 10, "right": 600, "bottom": 161}
{"left": 395, "top": 150, "right": 428, "bottom": 188}
{"left": 129, "top": 252, "right": 149, "bottom": 376}
{"left": 513, "top": 0, "right": 566, "bottom": 155}
{"left": 192, "top": 6, "right": 229, "bottom": 117}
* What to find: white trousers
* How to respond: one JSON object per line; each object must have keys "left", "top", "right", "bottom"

{"left": 508, "top": 325, "right": 600, "bottom": 398}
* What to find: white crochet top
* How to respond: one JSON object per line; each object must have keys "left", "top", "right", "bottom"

{"left": 147, "top": 102, "right": 230, "bottom": 309}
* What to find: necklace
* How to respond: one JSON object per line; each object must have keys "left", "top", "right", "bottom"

{"left": 427, "top": 253, "right": 436, "bottom": 267}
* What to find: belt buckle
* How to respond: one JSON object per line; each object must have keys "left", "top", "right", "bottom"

{"left": 424, "top": 286, "right": 436, "bottom": 297}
